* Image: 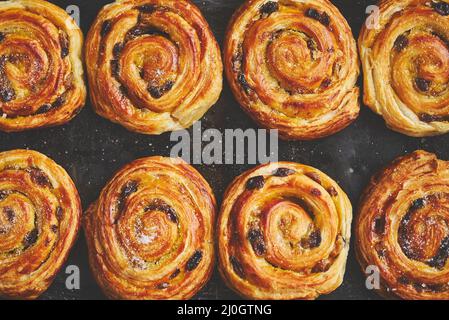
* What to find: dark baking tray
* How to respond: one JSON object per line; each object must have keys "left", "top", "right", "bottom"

{"left": 1, "top": 0, "right": 443, "bottom": 300}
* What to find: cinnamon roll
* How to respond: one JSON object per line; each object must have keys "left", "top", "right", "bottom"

{"left": 0, "top": 0, "right": 86, "bottom": 132}
{"left": 356, "top": 150, "right": 449, "bottom": 300}
{"left": 85, "top": 0, "right": 223, "bottom": 135}
{"left": 84, "top": 157, "right": 216, "bottom": 300}
{"left": 218, "top": 162, "right": 352, "bottom": 300}
{"left": 0, "top": 150, "right": 81, "bottom": 300}
{"left": 224, "top": 0, "right": 360, "bottom": 140}
{"left": 360, "top": 0, "right": 449, "bottom": 137}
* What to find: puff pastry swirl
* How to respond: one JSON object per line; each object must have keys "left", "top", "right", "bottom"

{"left": 218, "top": 162, "right": 352, "bottom": 299}
{"left": 360, "top": 0, "right": 449, "bottom": 137}
{"left": 0, "top": 150, "right": 81, "bottom": 300}
{"left": 224, "top": 0, "right": 360, "bottom": 140}
{"left": 84, "top": 157, "right": 216, "bottom": 300}
{"left": 357, "top": 150, "right": 449, "bottom": 300}
{"left": 85, "top": 0, "right": 223, "bottom": 135}
{"left": 0, "top": 0, "right": 86, "bottom": 132}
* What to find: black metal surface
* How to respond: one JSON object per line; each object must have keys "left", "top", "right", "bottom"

{"left": 1, "top": 0, "right": 444, "bottom": 300}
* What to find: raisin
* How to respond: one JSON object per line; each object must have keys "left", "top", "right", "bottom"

{"left": 419, "top": 113, "right": 447, "bottom": 123}
{"left": 148, "top": 81, "right": 174, "bottom": 99}
{"left": 415, "top": 78, "right": 431, "bottom": 92}
{"left": 117, "top": 181, "right": 138, "bottom": 213}
{"left": 119, "top": 85, "right": 128, "bottom": 96}
{"left": 169, "top": 269, "right": 180, "bottom": 279}
{"left": 238, "top": 73, "right": 251, "bottom": 93}
{"left": 427, "top": 236, "right": 449, "bottom": 270}
{"left": 56, "top": 207, "right": 63, "bottom": 221}
{"left": 162, "top": 80, "right": 174, "bottom": 91}
{"left": 0, "top": 190, "right": 8, "bottom": 201}
{"left": 35, "top": 104, "right": 52, "bottom": 115}
{"left": 246, "top": 176, "right": 265, "bottom": 190}
{"left": 309, "top": 229, "right": 322, "bottom": 248}
{"left": 409, "top": 198, "right": 426, "bottom": 212}
{"left": 374, "top": 216, "right": 386, "bottom": 235}
{"left": 156, "top": 282, "right": 169, "bottom": 290}
{"left": 101, "top": 20, "right": 112, "bottom": 37}
{"left": 394, "top": 35, "right": 409, "bottom": 52}
{"left": 52, "top": 95, "right": 66, "bottom": 109}
{"left": 4, "top": 207, "right": 14, "bottom": 222}
{"left": 120, "top": 181, "right": 138, "bottom": 202}
{"left": 61, "top": 47, "right": 69, "bottom": 59}
{"left": 307, "top": 39, "right": 317, "bottom": 51}
{"left": 129, "top": 27, "right": 146, "bottom": 38}
{"left": 0, "top": 86, "right": 15, "bottom": 103}
{"left": 327, "top": 187, "right": 338, "bottom": 197}
{"left": 59, "top": 32, "right": 70, "bottom": 59}
{"left": 137, "top": 4, "right": 158, "bottom": 13}
{"left": 7, "top": 54, "right": 25, "bottom": 64}
{"left": 230, "top": 256, "right": 245, "bottom": 278}
{"left": 145, "top": 199, "right": 178, "bottom": 224}
{"left": 260, "top": 1, "right": 279, "bottom": 16}
{"left": 427, "top": 283, "right": 446, "bottom": 292}
{"left": 312, "top": 260, "right": 330, "bottom": 273}
{"left": 148, "top": 27, "right": 170, "bottom": 38}
{"left": 413, "top": 282, "right": 425, "bottom": 293}
{"left": 51, "top": 225, "right": 58, "bottom": 233}
{"left": 29, "top": 168, "right": 52, "bottom": 188}
{"left": 111, "top": 60, "right": 120, "bottom": 77}
{"left": 321, "top": 78, "right": 331, "bottom": 88}
{"left": 305, "top": 8, "right": 321, "bottom": 20}
{"left": 186, "top": 250, "right": 203, "bottom": 272}
{"left": 273, "top": 168, "right": 296, "bottom": 177}
{"left": 113, "top": 43, "right": 124, "bottom": 59}
{"left": 166, "top": 211, "right": 178, "bottom": 223}
{"left": 431, "top": 1, "right": 449, "bottom": 16}
{"left": 311, "top": 188, "right": 321, "bottom": 196}
{"left": 0, "top": 32, "right": 5, "bottom": 43}
{"left": 126, "top": 26, "right": 170, "bottom": 40}
{"left": 376, "top": 243, "right": 386, "bottom": 258}
{"left": 23, "top": 228, "right": 38, "bottom": 248}
{"left": 305, "top": 8, "right": 330, "bottom": 26}
{"left": 248, "top": 228, "right": 266, "bottom": 256}
{"left": 303, "top": 229, "right": 321, "bottom": 249}
{"left": 398, "top": 275, "right": 411, "bottom": 285}
{"left": 319, "top": 12, "right": 330, "bottom": 26}
{"left": 147, "top": 85, "right": 163, "bottom": 99}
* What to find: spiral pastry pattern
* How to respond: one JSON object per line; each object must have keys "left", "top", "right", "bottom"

{"left": 0, "top": 0, "right": 85, "bottom": 132}
{"left": 0, "top": 150, "right": 81, "bottom": 300}
{"left": 360, "top": 0, "right": 449, "bottom": 137}
{"left": 84, "top": 157, "right": 216, "bottom": 300}
{"left": 357, "top": 150, "right": 449, "bottom": 300}
{"left": 217, "top": 162, "right": 352, "bottom": 300}
{"left": 224, "top": 0, "right": 359, "bottom": 140}
{"left": 85, "top": 0, "right": 223, "bottom": 135}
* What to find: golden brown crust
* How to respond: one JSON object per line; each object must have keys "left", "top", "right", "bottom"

{"left": 356, "top": 150, "right": 449, "bottom": 300}
{"left": 84, "top": 157, "right": 216, "bottom": 300}
{"left": 0, "top": 0, "right": 86, "bottom": 132}
{"left": 224, "top": 0, "right": 360, "bottom": 140}
{"left": 85, "top": 0, "right": 223, "bottom": 135}
{"left": 359, "top": 0, "right": 449, "bottom": 137}
{"left": 0, "top": 150, "right": 82, "bottom": 300}
{"left": 217, "top": 162, "right": 352, "bottom": 300}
